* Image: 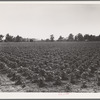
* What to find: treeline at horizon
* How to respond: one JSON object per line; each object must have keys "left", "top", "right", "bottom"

{"left": 0, "top": 33, "right": 100, "bottom": 42}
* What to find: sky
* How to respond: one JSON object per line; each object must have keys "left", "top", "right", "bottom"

{"left": 0, "top": 2, "right": 100, "bottom": 40}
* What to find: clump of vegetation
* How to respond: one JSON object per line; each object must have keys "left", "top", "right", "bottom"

{"left": 65, "top": 83, "right": 72, "bottom": 92}
{"left": 37, "top": 77, "right": 46, "bottom": 87}
{"left": 39, "top": 69, "right": 46, "bottom": 76}
{"left": 81, "top": 81, "right": 87, "bottom": 88}
{"left": 53, "top": 76, "right": 62, "bottom": 86}
{"left": 97, "top": 76, "right": 100, "bottom": 86}
{"left": 14, "top": 74, "right": 25, "bottom": 86}
{"left": 31, "top": 73, "right": 39, "bottom": 83}
{"left": 15, "top": 79, "right": 23, "bottom": 85}
{"left": 61, "top": 71, "right": 68, "bottom": 80}
{"left": 45, "top": 71, "right": 54, "bottom": 82}
{"left": 69, "top": 73, "right": 77, "bottom": 84}
{"left": 7, "top": 71, "right": 15, "bottom": 78}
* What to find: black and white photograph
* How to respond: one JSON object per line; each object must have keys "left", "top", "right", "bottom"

{"left": 0, "top": 1, "right": 100, "bottom": 95}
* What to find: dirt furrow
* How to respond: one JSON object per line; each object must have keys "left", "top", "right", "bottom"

{"left": 0, "top": 74, "right": 24, "bottom": 92}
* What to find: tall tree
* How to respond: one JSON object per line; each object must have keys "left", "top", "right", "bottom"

{"left": 5, "top": 34, "right": 13, "bottom": 42}
{"left": 15, "top": 35, "right": 22, "bottom": 42}
{"left": 84, "top": 34, "right": 90, "bottom": 41}
{"left": 77, "top": 33, "right": 84, "bottom": 41}
{"left": 89, "top": 35, "right": 96, "bottom": 41}
{"left": 68, "top": 33, "right": 74, "bottom": 41}
{"left": 50, "top": 34, "right": 54, "bottom": 42}
{"left": 0, "top": 35, "right": 4, "bottom": 42}
{"left": 57, "top": 36, "right": 64, "bottom": 41}
{"left": 75, "top": 35, "right": 78, "bottom": 41}
{"left": 96, "top": 35, "right": 100, "bottom": 41}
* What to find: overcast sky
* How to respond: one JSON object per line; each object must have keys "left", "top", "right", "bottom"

{"left": 0, "top": 2, "right": 100, "bottom": 40}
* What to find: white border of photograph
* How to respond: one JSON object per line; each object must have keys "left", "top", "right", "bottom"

{"left": 0, "top": 1, "right": 100, "bottom": 99}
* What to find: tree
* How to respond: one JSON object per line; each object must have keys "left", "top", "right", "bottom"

{"left": 75, "top": 35, "right": 78, "bottom": 41}
{"left": 45, "top": 39, "right": 50, "bottom": 42}
{"left": 57, "top": 36, "right": 64, "bottom": 41}
{"left": 41, "top": 39, "right": 44, "bottom": 42}
{"left": 84, "top": 34, "right": 90, "bottom": 41}
{"left": 30, "top": 39, "right": 34, "bottom": 42}
{"left": 0, "top": 35, "right": 4, "bottom": 42}
{"left": 15, "top": 35, "right": 22, "bottom": 42}
{"left": 5, "top": 34, "right": 14, "bottom": 42}
{"left": 68, "top": 33, "right": 74, "bottom": 41}
{"left": 50, "top": 34, "right": 54, "bottom": 42}
{"left": 77, "top": 33, "right": 84, "bottom": 41}
{"left": 96, "top": 35, "right": 100, "bottom": 41}
{"left": 89, "top": 35, "right": 96, "bottom": 41}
